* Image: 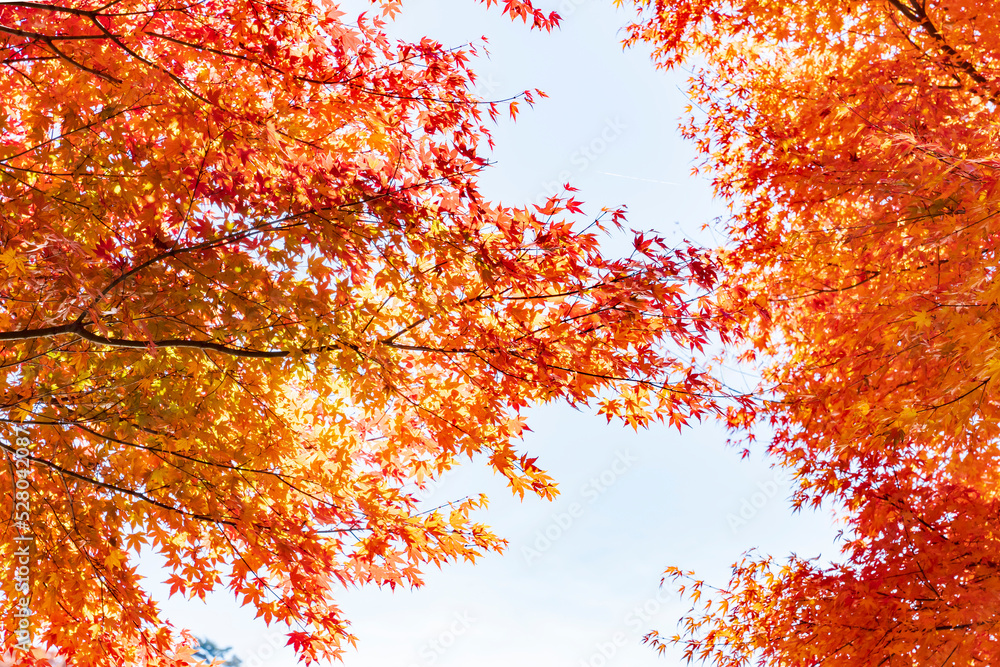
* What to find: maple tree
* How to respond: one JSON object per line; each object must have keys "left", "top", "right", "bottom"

{"left": 623, "top": 0, "right": 1000, "bottom": 665}
{"left": 0, "top": 0, "right": 740, "bottom": 664}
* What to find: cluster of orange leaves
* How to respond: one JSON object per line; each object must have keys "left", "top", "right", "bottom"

{"left": 0, "top": 0, "right": 748, "bottom": 664}
{"left": 622, "top": 0, "right": 1000, "bottom": 664}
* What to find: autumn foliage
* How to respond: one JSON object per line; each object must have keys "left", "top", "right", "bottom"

{"left": 624, "top": 0, "right": 1000, "bottom": 664}
{"left": 0, "top": 0, "right": 740, "bottom": 664}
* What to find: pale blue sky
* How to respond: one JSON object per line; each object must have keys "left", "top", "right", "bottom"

{"left": 142, "top": 2, "right": 841, "bottom": 665}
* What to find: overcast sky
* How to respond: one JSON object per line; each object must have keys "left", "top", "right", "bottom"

{"left": 142, "top": 2, "right": 842, "bottom": 665}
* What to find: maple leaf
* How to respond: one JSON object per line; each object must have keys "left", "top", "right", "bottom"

{"left": 0, "top": 0, "right": 741, "bottom": 664}
{"left": 626, "top": 0, "right": 1000, "bottom": 664}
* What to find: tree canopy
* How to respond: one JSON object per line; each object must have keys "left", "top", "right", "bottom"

{"left": 623, "top": 0, "right": 1000, "bottom": 664}
{"left": 0, "top": 0, "right": 739, "bottom": 664}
